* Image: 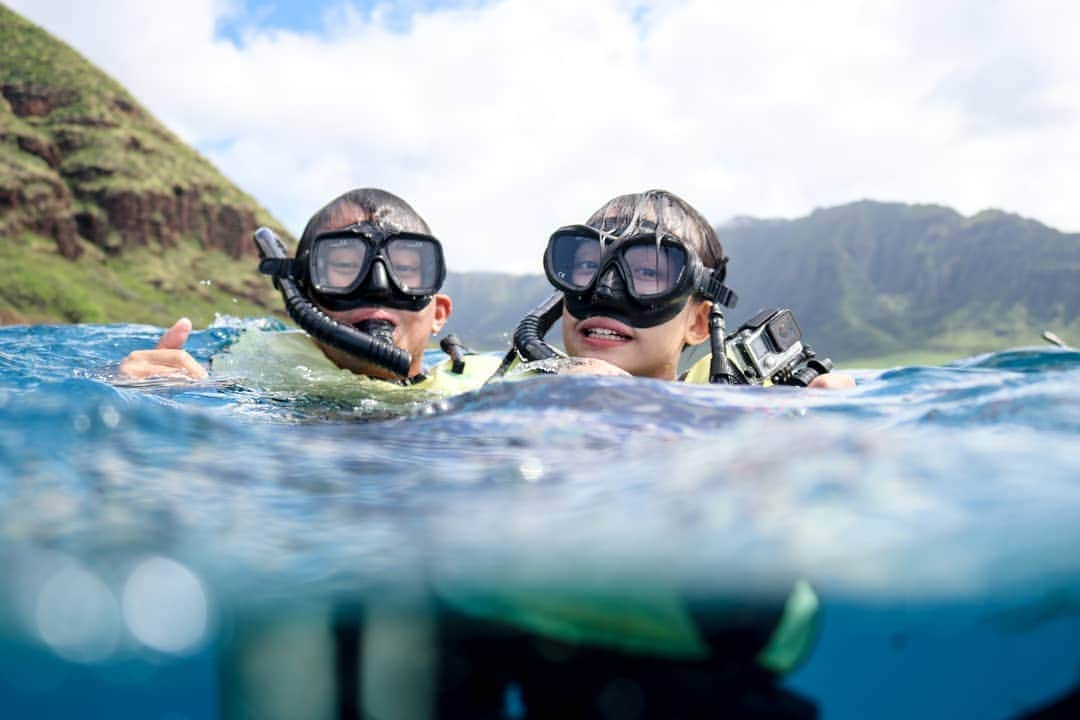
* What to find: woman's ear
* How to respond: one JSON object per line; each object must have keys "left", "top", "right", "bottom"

{"left": 684, "top": 300, "right": 712, "bottom": 346}
{"left": 431, "top": 293, "right": 452, "bottom": 334}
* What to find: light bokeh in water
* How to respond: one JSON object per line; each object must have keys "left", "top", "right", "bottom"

{"left": 1, "top": 318, "right": 1078, "bottom": 718}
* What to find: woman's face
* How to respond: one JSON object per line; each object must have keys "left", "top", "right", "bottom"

{"left": 561, "top": 297, "right": 711, "bottom": 380}
{"left": 561, "top": 214, "right": 712, "bottom": 379}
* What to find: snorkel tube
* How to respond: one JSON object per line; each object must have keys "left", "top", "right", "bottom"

{"left": 708, "top": 303, "right": 741, "bottom": 385}
{"left": 490, "top": 292, "right": 565, "bottom": 379}
{"left": 513, "top": 292, "right": 565, "bottom": 363}
{"left": 253, "top": 227, "right": 413, "bottom": 379}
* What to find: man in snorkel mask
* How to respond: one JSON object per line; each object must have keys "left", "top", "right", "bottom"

{"left": 119, "top": 189, "right": 471, "bottom": 385}
{"left": 270, "top": 188, "right": 451, "bottom": 380}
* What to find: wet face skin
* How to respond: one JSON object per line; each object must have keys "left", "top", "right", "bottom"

{"left": 561, "top": 297, "right": 710, "bottom": 380}
{"left": 560, "top": 212, "right": 711, "bottom": 380}
{"left": 310, "top": 207, "right": 450, "bottom": 379}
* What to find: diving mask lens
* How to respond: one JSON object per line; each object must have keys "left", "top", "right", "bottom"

{"left": 311, "top": 236, "right": 370, "bottom": 293}
{"left": 619, "top": 239, "right": 688, "bottom": 298}
{"left": 385, "top": 236, "right": 443, "bottom": 294}
{"left": 310, "top": 232, "right": 444, "bottom": 297}
{"left": 547, "top": 230, "right": 603, "bottom": 291}
{"left": 545, "top": 228, "right": 690, "bottom": 300}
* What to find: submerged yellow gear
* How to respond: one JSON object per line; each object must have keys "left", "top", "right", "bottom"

{"left": 438, "top": 578, "right": 819, "bottom": 675}
{"left": 466, "top": 350, "right": 818, "bottom": 674}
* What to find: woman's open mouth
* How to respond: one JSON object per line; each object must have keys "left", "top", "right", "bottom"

{"left": 578, "top": 318, "right": 633, "bottom": 345}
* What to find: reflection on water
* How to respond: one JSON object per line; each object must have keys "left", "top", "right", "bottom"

{"left": 1, "top": 320, "right": 1079, "bottom": 718}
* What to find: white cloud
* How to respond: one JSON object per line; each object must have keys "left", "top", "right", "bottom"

{"left": 9, "top": 0, "right": 1080, "bottom": 272}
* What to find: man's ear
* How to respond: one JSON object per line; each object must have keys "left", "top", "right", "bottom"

{"left": 431, "top": 293, "right": 452, "bottom": 333}
{"left": 684, "top": 300, "right": 712, "bottom": 346}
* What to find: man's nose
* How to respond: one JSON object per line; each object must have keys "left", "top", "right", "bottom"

{"left": 363, "top": 259, "right": 392, "bottom": 297}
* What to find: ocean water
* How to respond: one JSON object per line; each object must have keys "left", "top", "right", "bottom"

{"left": 1, "top": 318, "right": 1078, "bottom": 719}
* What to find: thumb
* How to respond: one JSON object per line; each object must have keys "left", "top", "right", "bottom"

{"left": 156, "top": 317, "right": 192, "bottom": 350}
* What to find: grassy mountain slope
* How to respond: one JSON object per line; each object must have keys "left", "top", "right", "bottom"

{"left": 717, "top": 201, "right": 1079, "bottom": 362}
{"left": 1, "top": 7, "right": 1073, "bottom": 362}
{"left": 444, "top": 201, "right": 1079, "bottom": 362}
{"left": 0, "top": 3, "right": 290, "bottom": 325}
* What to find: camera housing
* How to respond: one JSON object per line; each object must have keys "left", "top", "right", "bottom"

{"left": 728, "top": 308, "right": 809, "bottom": 384}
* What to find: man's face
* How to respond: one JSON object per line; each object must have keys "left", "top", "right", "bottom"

{"left": 309, "top": 210, "right": 450, "bottom": 379}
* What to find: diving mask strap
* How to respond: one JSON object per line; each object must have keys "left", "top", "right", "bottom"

{"left": 699, "top": 273, "right": 738, "bottom": 309}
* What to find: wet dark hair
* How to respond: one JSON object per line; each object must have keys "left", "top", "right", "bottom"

{"left": 585, "top": 189, "right": 727, "bottom": 277}
{"left": 298, "top": 188, "right": 431, "bottom": 250}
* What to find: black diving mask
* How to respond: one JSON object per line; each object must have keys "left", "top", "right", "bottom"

{"left": 261, "top": 223, "right": 446, "bottom": 313}
{"left": 544, "top": 225, "right": 736, "bottom": 328}
{"left": 306, "top": 224, "right": 446, "bottom": 312}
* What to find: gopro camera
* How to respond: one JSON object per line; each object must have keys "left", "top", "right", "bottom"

{"left": 728, "top": 308, "right": 813, "bottom": 384}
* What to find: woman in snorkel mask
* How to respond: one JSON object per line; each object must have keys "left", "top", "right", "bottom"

{"left": 532, "top": 189, "right": 853, "bottom": 388}
{"left": 550, "top": 189, "right": 728, "bottom": 380}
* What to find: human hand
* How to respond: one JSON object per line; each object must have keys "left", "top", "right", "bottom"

{"left": 117, "top": 317, "right": 208, "bottom": 380}
{"left": 808, "top": 371, "right": 855, "bottom": 389}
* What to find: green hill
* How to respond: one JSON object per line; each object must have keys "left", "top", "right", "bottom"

{"left": 716, "top": 201, "right": 1079, "bottom": 363}
{"left": 1, "top": 5, "right": 1074, "bottom": 364}
{"left": 0, "top": 3, "right": 290, "bottom": 325}
{"left": 440, "top": 271, "right": 556, "bottom": 351}
{"left": 444, "top": 201, "right": 1079, "bottom": 363}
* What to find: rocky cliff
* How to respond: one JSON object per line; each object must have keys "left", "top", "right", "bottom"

{"left": 0, "top": 4, "right": 290, "bottom": 325}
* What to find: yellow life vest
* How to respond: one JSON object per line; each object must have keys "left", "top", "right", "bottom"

{"left": 411, "top": 353, "right": 503, "bottom": 395}
{"left": 439, "top": 577, "right": 819, "bottom": 674}
{"left": 212, "top": 329, "right": 499, "bottom": 399}
{"left": 682, "top": 350, "right": 775, "bottom": 386}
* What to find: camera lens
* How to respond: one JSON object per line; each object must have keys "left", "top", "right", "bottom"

{"left": 766, "top": 310, "right": 801, "bottom": 351}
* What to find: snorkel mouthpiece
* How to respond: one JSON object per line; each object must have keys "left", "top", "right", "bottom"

{"left": 355, "top": 319, "right": 395, "bottom": 347}
{"left": 253, "top": 227, "right": 413, "bottom": 379}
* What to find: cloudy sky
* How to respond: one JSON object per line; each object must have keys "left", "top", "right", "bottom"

{"left": 9, "top": 0, "right": 1079, "bottom": 272}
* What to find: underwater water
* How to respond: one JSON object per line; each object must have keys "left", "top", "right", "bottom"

{"left": 1, "top": 318, "right": 1079, "bottom": 719}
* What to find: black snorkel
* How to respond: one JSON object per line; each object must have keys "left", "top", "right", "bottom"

{"left": 253, "top": 227, "right": 413, "bottom": 379}
{"left": 490, "top": 292, "right": 566, "bottom": 379}
{"left": 708, "top": 303, "right": 742, "bottom": 385}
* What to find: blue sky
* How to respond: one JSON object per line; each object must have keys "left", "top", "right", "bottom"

{"left": 215, "top": 0, "right": 484, "bottom": 41}
{"left": 9, "top": 1, "right": 1080, "bottom": 273}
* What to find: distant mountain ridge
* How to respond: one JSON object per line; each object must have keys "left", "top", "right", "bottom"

{"left": 1, "top": 5, "right": 1075, "bottom": 362}
{"left": 444, "top": 201, "right": 1079, "bottom": 361}
{"left": 716, "top": 200, "right": 1079, "bottom": 360}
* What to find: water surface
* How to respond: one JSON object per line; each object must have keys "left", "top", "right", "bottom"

{"left": 1, "top": 319, "right": 1078, "bottom": 718}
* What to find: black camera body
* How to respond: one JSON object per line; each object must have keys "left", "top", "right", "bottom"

{"left": 727, "top": 308, "right": 832, "bottom": 386}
